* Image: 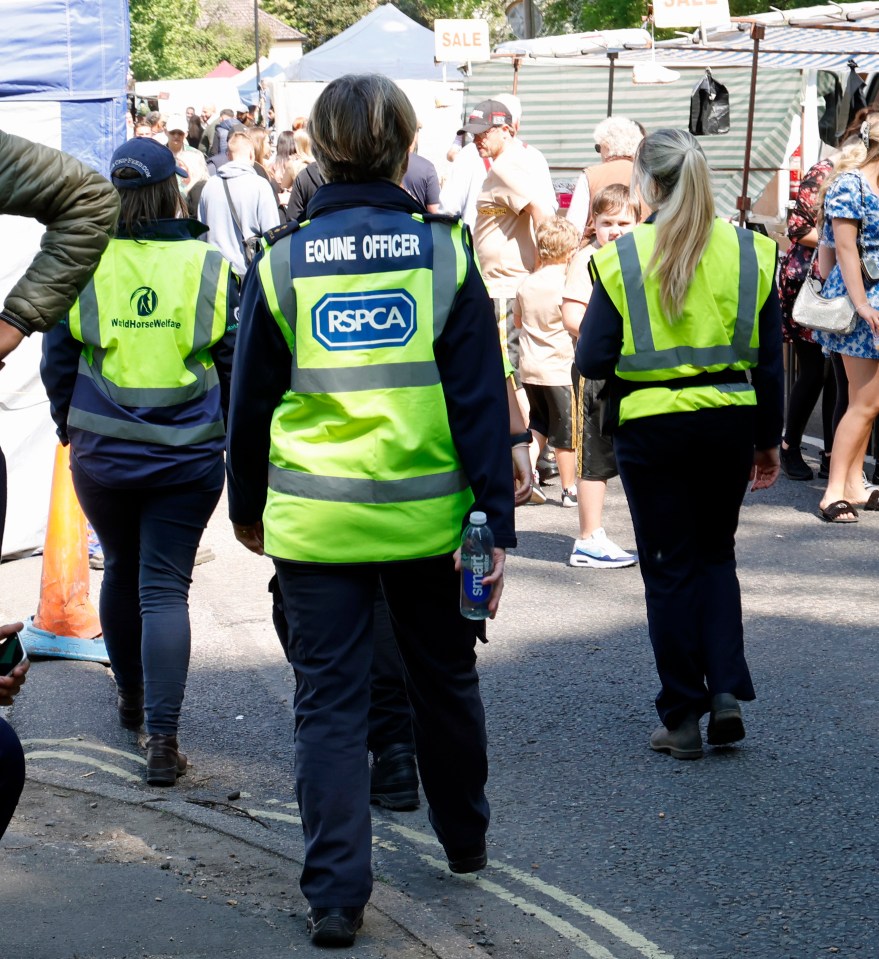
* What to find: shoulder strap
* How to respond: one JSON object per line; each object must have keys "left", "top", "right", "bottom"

{"left": 222, "top": 177, "right": 246, "bottom": 244}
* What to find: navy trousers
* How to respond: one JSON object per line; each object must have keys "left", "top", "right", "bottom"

{"left": 72, "top": 458, "right": 224, "bottom": 735}
{"left": 613, "top": 406, "right": 757, "bottom": 729}
{"left": 272, "top": 553, "right": 489, "bottom": 909}
{"left": 0, "top": 446, "right": 26, "bottom": 840}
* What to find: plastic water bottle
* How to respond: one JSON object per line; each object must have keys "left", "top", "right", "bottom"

{"left": 460, "top": 511, "right": 494, "bottom": 620}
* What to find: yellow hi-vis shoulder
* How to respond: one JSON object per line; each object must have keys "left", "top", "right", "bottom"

{"left": 256, "top": 214, "right": 475, "bottom": 564}
{"left": 66, "top": 238, "right": 230, "bottom": 445}
{"left": 590, "top": 220, "right": 776, "bottom": 425}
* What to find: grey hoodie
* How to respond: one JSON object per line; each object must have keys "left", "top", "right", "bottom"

{"left": 198, "top": 161, "right": 280, "bottom": 275}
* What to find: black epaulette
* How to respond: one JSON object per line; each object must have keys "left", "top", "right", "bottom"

{"left": 422, "top": 212, "right": 461, "bottom": 226}
{"left": 263, "top": 220, "right": 303, "bottom": 246}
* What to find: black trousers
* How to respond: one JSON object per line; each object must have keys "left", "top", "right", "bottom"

{"left": 0, "top": 446, "right": 26, "bottom": 840}
{"left": 613, "top": 407, "right": 757, "bottom": 729}
{"left": 272, "top": 554, "right": 489, "bottom": 909}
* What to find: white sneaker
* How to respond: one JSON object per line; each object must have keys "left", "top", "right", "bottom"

{"left": 561, "top": 486, "right": 578, "bottom": 508}
{"left": 569, "top": 528, "right": 637, "bottom": 568}
{"left": 863, "top": 472, "right": 879, "bottom": 493}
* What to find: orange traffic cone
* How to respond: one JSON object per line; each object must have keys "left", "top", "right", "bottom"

{"left": 19, "top": 443, "right": 108, "bottom": 663}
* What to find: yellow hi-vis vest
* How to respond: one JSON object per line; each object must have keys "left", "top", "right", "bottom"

{"left": 590, "top": 220, "right": 776, "bottom": 426}
{"left": 256, "top": 214, "right": 475, "bottom": 564}
{"left": 66, "top": 238, "right": 230, "bottom": 445}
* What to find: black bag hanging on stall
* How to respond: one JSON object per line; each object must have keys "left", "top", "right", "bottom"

{"left": 689, "top": 69, "right": 730, "bottom": 136}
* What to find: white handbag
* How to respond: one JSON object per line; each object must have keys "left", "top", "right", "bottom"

{"left": 792, "top": 276, "right": 858, "bottom": 335}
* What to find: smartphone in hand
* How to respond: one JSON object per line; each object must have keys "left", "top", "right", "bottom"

{"left": 0, "top": 631, "right": 27, "bottom": 676}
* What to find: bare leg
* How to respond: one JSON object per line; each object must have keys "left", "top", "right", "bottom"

{"left": 820, "top": 355, "right": 879, "bottom": 517}
{"left": 555, "top": 448, "right": 576, "bottom": 491}
{"left": 576, "top": 477, "right": 607, "bottom": 538}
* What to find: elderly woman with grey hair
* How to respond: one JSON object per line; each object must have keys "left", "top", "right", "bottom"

{"left": 567, "top": 115, "right": 646, "bottom": 237}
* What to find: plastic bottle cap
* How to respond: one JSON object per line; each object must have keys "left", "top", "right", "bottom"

{"left": 469, "top": 511, "right": 487, "bottom": 525}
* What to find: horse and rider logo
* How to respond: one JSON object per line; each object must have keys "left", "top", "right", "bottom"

{"left": 130, "top": 287, "right": 158, "bottom": 317}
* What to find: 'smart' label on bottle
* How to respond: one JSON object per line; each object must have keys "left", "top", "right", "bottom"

{"left": 463, "top": 556, "right": 491, "bottom": 604}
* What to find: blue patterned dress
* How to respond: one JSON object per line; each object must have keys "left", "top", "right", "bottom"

{"left": 814, "top": 170, "right": 879, "bottom": 359}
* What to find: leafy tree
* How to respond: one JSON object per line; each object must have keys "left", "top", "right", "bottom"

{"left": 129, "top": 0, "right": 205, "bottom": 80}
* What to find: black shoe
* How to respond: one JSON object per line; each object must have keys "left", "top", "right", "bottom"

{"left": 536, "top": 449, "right": 559, "bottom": 485}
{"left": 706, "top": 693, "right": 745, "bottom": 746}
{"left": 146, "top": 734, "right": 188, "bottom": 786}
{"left": 780, "top": 444, "right": 813, "bottom": 481}
{"left": 649, "top": 716, "right": 703, "bottom": 760}
{"left": 819, "top": 451, "right": 831, "bottom": 480}
{"left": 447, "top": 840, "right": 488, "bottom": 874}
{"left": 306, "top": 906, "right": 364, "bottom": 947}
{"left": 117, "top": 686, "right": 144, "bottom": 730}
{"left": 370, "top": 743, "right": 419, "bottom": 811}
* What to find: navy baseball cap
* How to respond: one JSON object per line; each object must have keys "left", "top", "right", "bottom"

{"left": 110, "top": 137, "right": 188, "bottom": 189}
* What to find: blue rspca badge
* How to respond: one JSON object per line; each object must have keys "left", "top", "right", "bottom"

{"left": 312, "top": 290, "right": 417, "bottom": 351}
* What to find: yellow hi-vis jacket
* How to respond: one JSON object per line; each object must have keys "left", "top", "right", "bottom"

{"left": 66, "top": 237, "right": 230, "bottom": 445}
{"left": 255, "top": 213, "right": 476, "bottom": 564}
{"left": 590, "top": 219, "right": 776, "bottom": 426}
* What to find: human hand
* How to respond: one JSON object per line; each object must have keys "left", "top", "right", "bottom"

{"left": 0, "top": 319, "right": 25, "bottom": 366}
{"left": 855, "top": 301, "right": 879, "bottom": 338}
{"left": 480, "top": 547, "right": 506, "bottom": 618}
{"left": 750, "top": 447, "right": 780, "bottom": 491}
{"left": 512, "top": 446, "right": 533, "bottom": 507}
{"left": 0, "top": 622, "right": 28, "bottom": 706}
{"left": 232, "top": 521, "right": 264, "bottom": 555}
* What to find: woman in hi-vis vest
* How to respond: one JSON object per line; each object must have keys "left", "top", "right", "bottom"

{"left": 41, "top": 138, "right": 239, "bottom": 786}
{"left": 577, "top": 128, "right": 784, "bottom": 761}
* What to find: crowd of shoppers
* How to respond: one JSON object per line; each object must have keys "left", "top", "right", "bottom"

{"left": 7, "top": 73, "right": 879, "bottom": 950}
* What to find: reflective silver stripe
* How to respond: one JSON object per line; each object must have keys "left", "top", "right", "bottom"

{"left": 67, "top": 408, "right": 225, "bottom": 446}
{"left": 77, "top": 281, "right": 100, "bottom": 343}
{"left": 77, "top": 355, "right": 219, "bottom": 407}
{"left": 186, "top": 250, "right": 223, "bottom": 386}
{"left": 714, "top": 382, "right": 755, "bottom": 394}
{"left": 291, "top": 361, "right": 440, "bottom": 393}
{"left": 268, "top": 464, "right": 469, "bottom": 503}
{"left": 430, "top": 222, "right": 458, "bottom": 338}
{"left": 270, "top": 233, "right": 297, "bottom": 340}
{"left": 616, "top": 233, "right": 654, "bottom": 353}
{"left": 732, "top": 229, "right": 759, "bottom": 359}
{"left": 619, "top": 344, "right": 759, "bottom": 373}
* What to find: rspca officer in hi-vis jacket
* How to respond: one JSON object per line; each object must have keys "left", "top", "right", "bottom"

{"left": 577, "top": 128, "right": 783, "bottom": 762}
{"left": 41, "top": 138, "right": 239, "bottom": 788}
{"left": 226, "top": 74, "right": 515, "bottom": 948}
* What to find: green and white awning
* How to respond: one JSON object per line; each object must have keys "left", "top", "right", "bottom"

{"left": 465, "top": 61, "right": 803, "bottom": 220}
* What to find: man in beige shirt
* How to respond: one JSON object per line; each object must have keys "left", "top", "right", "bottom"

{"left": 465, "top": 99, "right": 554, "bottom": 391}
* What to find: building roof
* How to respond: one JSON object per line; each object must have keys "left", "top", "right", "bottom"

{"left": 199, "top": 1, "right": 306, "bottom": 41}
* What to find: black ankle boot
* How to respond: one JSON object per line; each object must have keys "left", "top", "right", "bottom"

{"left": 146, "top": 734, "right": 187, "bottom": 786}
{"left": 780, "top": 444, "right": 813, "bottom": 481}
{"left": 819, "top": 451, "right": 831, "bottom": 480}
{"left": 370, "top": 743, "right": 419, "bottom": 810}
{"left": 117, "top": 686, "right": 144, "bottom": 729}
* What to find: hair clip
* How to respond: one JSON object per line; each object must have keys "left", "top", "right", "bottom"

{"left": 861, "top": 120, "right": 871, "bottom": 149}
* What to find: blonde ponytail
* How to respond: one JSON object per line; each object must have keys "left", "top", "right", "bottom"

{"left": 633, "top": 129, "right": 715, "bottom": 320}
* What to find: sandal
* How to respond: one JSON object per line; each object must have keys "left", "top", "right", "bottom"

{"left": 819, "top": 500, "right": 859, "bottom": 523}
{"left": 863, "top": 489, "right": 879, "bottom": 511}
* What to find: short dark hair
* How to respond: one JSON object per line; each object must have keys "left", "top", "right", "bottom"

{"left": 220, "top": 108, "right": 235, "bottom": 119}
{"left": 309, "top": 74, "right": 416, "bottom": 184}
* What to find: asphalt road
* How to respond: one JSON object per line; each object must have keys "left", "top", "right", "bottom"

{"left": 2, "top": 447, "right": 877, "bottom": 959}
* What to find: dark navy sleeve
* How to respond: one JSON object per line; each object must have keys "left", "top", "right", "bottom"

{"left": 209, "top": 269, "right": 240, "bottom": 422}
{"left": 576, "top": 276, "right": 623, "bottom": 380}
{"left": 39, "top": 318, "right": 82, "bottom": 443}
{"left": 752, "top": 281, "right": 784, "bottom": 451}
{"left": 434, "top": 252, "right": 516, "bottom": 550}
{"left": 225, "top": 254, "right": 291, "bottom": 525}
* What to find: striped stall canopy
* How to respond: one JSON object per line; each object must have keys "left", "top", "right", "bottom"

{"left": 465, "top": 61, "right": 803, "bottom": 219}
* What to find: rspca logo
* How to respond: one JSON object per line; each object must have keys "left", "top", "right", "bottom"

{"left": 312, "top": 290, "right": 416, "bottom": 351}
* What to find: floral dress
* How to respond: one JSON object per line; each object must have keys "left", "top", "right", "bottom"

{"left": 814, "top": 170, "right": 879, "bottom": 360}
{"left": 778, "top": 159, "right": 833, "bottom": 344}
